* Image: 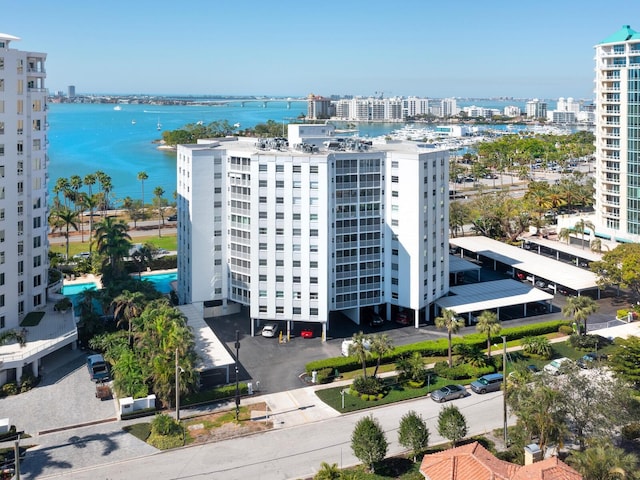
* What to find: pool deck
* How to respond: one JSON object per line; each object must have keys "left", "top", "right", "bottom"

{"left": 62, "top": 273, "right": 103, "bottom": 289}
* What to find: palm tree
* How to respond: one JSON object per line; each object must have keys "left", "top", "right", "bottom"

{"left": 50, "top": 207, "right": 79, "bottom": 260}
{"left": 112, "top": 290, "right": 146, "bottom": 346}
{"left": 95, "top": 171, "right": 112, "bottom": 216}
{"left": 153, "top": 186, "right": 166, "bottom": 238}
{"left": 558, "top": 227, "right": 574, "bottom": 245}
{"left": 567, "top": 440, "right": 638, "bottom": 480}
{"left": 370, "top": 333, "right": 393, "bottom": 378}
{"left": 349, "top": 331, "right": 372, "bottom": 378}
{"left": 131, "top": 244, "right": 154, "bottom": 278}
{"left": 574, "top": 218, "right": 596, "bottom": 249}
{"left": 313, "top": 462, "right": 341, "bottom": 480}
{"left": 94, "top": 217, "right": 132, "bottom": 278}
{"left": 137, "top": 171, "right": 148, "bottom": 219}
{"left": 475, "top": 310, "right": 501, "bottom": 357}
{"left": 562, "top": 295, "right": 598, "bottom": 336}
{"left": 435, "top": 309, "right": 465, "bottom": 367}
{"left": 53, "top": 177, "right": 70, "bottom": 208}
{"left": 79, "top": 193, "right": 100, "bottom": 253}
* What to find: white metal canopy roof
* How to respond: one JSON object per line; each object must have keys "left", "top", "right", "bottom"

{"left": 436, "top": 279, "right": 553, "bottom": 315}
{"left": 448, "top": 254, "right": 481, "bottom": 273}
{"left": 521, "top": 236, "right": 603, "bottom": 262}
{"left": 449, "top": 236, "right": 600, "bottom": 292}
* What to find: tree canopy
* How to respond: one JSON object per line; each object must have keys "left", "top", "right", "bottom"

{"left": 591, "top": 243, "right": 640, "bottom": 300}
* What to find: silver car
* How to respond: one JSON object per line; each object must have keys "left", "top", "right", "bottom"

{"left": 431, "top": 384, "right": 466, "bottom": 403}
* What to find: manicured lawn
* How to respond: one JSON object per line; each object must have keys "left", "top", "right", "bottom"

{"left": 50, "top": 233, "right": 177, "bottom": 257}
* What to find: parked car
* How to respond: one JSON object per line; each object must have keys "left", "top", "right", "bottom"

{"left": 341, "top": 338, "right": 371, "bottom": 357}
{"left": 395, "top": 311, "right": 410, "bottom": 325}
{"left": 363, "top": 309, "right": 384, "bottom": 327}
{"left": 261, "top": 323, "right": 279, "bottom": 338}
{"left": 577, "top": 352, "right": 606, "bottom": 369}
{"left": 431, "top": 384, "right": 466, "bottom": 403}
{"left": 74, "top": 252, "right": 91, "bottom": 260}
{"left": 87, "top": 354, "right": 110, "bottom": 382}
{"left": 470, "top": 373, "right": 504, "bottom": 394}
{"left": 167, "top": 214, "right": 177, "bottom": 221}
{"left": 544, "top": 357, "right": 573, "bottom": 375}
{"left": 300, "top": 329, "right": 313, "bottom": 339}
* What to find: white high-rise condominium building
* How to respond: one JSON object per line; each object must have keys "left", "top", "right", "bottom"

{"left": 177, "top": 125, "right": 449, "bottom": 339}
{"left": 0, "top": 34, "right": 69, "bottom": 386}
{"left": 526, "top": 99, "right": 548, "bottom": 119}
{"left": 593, "top": 25, "right": 640, "bottom": 242}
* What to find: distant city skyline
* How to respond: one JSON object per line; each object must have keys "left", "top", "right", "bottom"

{"left": 3, "top": 0, "right": 639, "bottom": 98}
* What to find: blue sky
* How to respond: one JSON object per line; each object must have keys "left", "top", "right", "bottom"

{"left": 3, "top": 0, "right": 639, "bottom": 99}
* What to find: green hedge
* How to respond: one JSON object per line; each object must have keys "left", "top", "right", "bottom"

{"left": 306, "top": 320, "right": 571, "bottom": 374}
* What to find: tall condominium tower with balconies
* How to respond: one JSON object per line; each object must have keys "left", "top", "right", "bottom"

{"left": 0, "top": 34, "right": 70, "bottom": 386}
{"left": 176, "top": 125, "right": 449, "bottom": 340}
{"left": 594, "top": 25, "right": 640, "bottom": 242}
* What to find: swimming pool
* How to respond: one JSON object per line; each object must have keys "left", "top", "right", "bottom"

{"left": 139, "top": 272, "right": 177, "bottom": 294}
{"left": 61, "top": 282, "right": 98, "bottom": 296}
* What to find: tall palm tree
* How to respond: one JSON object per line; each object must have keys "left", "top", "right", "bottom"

{"left": 83, "top": 172, "right": 97, "bottom": 198}
{"left": 370, "top": 333, "right": 393, "bottom": 378}
{"left": 53, "top": 177, "right": 70, "bottom": 208}
{"left": 51, "top": 207, "right": 79, "bottom": 260}
{"left": 574, "top": 218, "right": 596, "bottom": 250}
{"left": 562, "top": 295, "right": 598, "bottom": 336}
{"left": 435, "top": 309, "right": 465, "bottom": 367}
{"left": 94, "top": 217, "right": 132, "bottom": 277}
{"left": 112, "top": 290, "right": 146, "bottom": 346}
{"left": 95, "top": 171, "right": 112, "bottom": 216}
{"left": 475, "top": 310, "right": 501, "bottom": 357}
{"left": 558, "top": 227, "right": 574, "bottom": 245}
{"left": 153, "top": 186, "right": 166, "bottom": 238}
{"left": 137, "top": 171, "right": 148, "bottom": 219}
{"left": 348, "top": 331, "right": 372, "bottom": 379}
{"left": 79, "top": 193, "right": 100, "bottom": 253}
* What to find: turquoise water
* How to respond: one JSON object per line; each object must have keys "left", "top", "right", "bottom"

{"left": 139, "top": 272, "right": 177, "bottom": 294}
{"left": 61, "top": 282, "right": 98, "bottom": 296}
{"left": 46, "top": 100, "right": 541, "bottom": 203}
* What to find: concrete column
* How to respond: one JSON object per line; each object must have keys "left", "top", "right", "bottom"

{"left": 16, "top": 366, "right": 23, "bottom": 384}
{"left": 32, "top": 361, "right": 39, "bottom": 378}
{"left": 321, "top": 322, "right": 327, "bottom": 342}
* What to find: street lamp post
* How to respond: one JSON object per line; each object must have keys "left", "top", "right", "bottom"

{"left": 175, "top": 348, "right": 184, "bottom": 422}
{"left": 502, "top": 335, "right": 508, "bottom": 446}
{"left": 235, "top": 330, "right": 241, "bottom": 421}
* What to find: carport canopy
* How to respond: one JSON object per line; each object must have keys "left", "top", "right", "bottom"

{"left": 521, "top": 236, "right": 603, "bottom": 263}
{"left": 449, "top": 236, "right": 600, "bottom": 294}
{"left": 449, "top": 254, "right": 481, "bottom": 275}
{"left": 436, "top": 279, "right": 554, "bottom": 317}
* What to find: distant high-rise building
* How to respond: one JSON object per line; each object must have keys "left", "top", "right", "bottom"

{"left": 593, "top": 25, "right": 640, "bottom": 241}
{"left": 307, "top": 94, "right": 334, "bottom": 120}
{"left": 0, "top": 33, "right": 73, "bottom": 386}
{"left": 68, "top": 85, "right": 75, "bottom": 98}
{"left": 440, "top": 98, "right": 458, "bottom": 117}
{"left": 525, "top": 99, "right": 547, "bottom": 119}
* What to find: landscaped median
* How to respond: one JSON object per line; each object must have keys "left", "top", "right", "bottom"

{"left": 308, "top": 320, "right": 573, "bottom": 412}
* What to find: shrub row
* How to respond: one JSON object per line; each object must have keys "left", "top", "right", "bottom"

{"left": 182, "top": 383, "right": 248, "bottom": 407}
{"left": 433, "top": 361, "right": 495, "bottom": 380}
{"left": 305, "top": 320, "right": 571, "bottom": 374}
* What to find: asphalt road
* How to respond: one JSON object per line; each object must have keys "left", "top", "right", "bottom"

{"left": 29, "top": 389, "right": 509, "bottom": 480}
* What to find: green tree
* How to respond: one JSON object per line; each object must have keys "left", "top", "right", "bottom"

{"left": 435, "top": 309, "right": 464, "bottom": 367}
{"left": 95, "top": 170, "right": 113, "bottom": 216}
{"left": 567, "top": 440, "right": 639, "bottom": 480}
{"left": 398, "top": 410, "right": 430, "bottom": 462}
{"left": 520, "top": 335, "right": 552, "bottom": 358}
{"left": 350, "top": 415, "right": 388, "bottom": 473}
{"left": 475, "top": 310, "right": 501, "bottom": 357}
{"left": 437, "top": 404, "right": 468, "bottom": 448}
{"left": 137, "top": 171, "right": 149, "bottom": 219}
{"left": 452, "top": 344, "right": 487, "bottom": 367}
{"left": 78, "top": 192, "right": 100, "bottom": 253}
{"left": 574, "top": 218, "right": 595, "bottom": 250}
{"left": 609, "top": 336, "right": 640, "bottom": 388}
{"left": 562, "top": 295, "right": 598, "bottom": 336}
{"left": 122, "top": 197, "right": 145, "bottom": 228}
{"left": 94, "top": 217, "right": 132, "bottom": 281}
{"left": 591, "top": 243, "right": 640, "bottom": 300}
{"left": 348, "top": 331, "right": 372, "bottom": 379}
{"left": 370, "top": 333, "right": 393, "bottom": 378}
{"left": 112, "top": 290, "right": 146, "bottom": 346}
{"left": 449, "top": 201, "right": 471, "bottom": 238}
{"left": 111, "top": 347, "right": 148, "bottom": 398}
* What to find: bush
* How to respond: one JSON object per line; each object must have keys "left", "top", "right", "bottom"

{"left": 558, "top": 325, "right": 573, "bottom": 335}
{"left": 622, "top": 422, "right": 640, "bottom": 440}
{"left": 433, "top": 361, "right": 494, "bottom": 380}
{"left": 1, "top": 382, "right": 18, "bottom": 396}
{"left": 568, "top": 334, "right": 610, "bottom": 351}
{"left": 315, "top": 368, "right": 334, "bottom": 385}
{"left": 352, "top": 375, "right": 385, "bottom": 395}
{"left": 19, "top": 371, "right": 38, "bottom": 393}
{"left": 151, "top": 413, "right": 182, "bottom": 437}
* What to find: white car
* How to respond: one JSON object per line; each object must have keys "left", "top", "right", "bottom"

{"left": 261, "top": 323, "right": 279, "bottom": 338}
{"left": 543, "top": 357, "right": 573, "bottom": 375}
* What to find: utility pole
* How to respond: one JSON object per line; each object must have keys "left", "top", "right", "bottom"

{"left": 235, "top": 330, "right": 241, "bottom": 421}
{"left": 175, "top": 347, "right": 180, "bottom": 422}
{"left": 502, "top": 335, "right": 508, "bottom": 446}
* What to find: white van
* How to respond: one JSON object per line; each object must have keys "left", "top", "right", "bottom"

{"left": 341, "top": 339, "right": 371, "bottom": 357}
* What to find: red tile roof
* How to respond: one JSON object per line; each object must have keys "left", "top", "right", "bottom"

{"left": 420, "top": 442, "right": 582, "bottom": 480}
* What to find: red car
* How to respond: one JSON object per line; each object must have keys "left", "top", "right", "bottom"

{"left": 300, "top": 329, "right": 314, "bottom": 339}
{"left": 395, "top": 312, "right": 410, "bottom": 325}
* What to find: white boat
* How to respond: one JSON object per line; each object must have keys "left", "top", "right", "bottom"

{"left": 113, "top": 105, "right": 122, "bottom": 111}
{"left": 131, "top": 120, "right": 136, "bottom": 125}
{"left": 157, "top": 118, "right": 162, "bottom": 131}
